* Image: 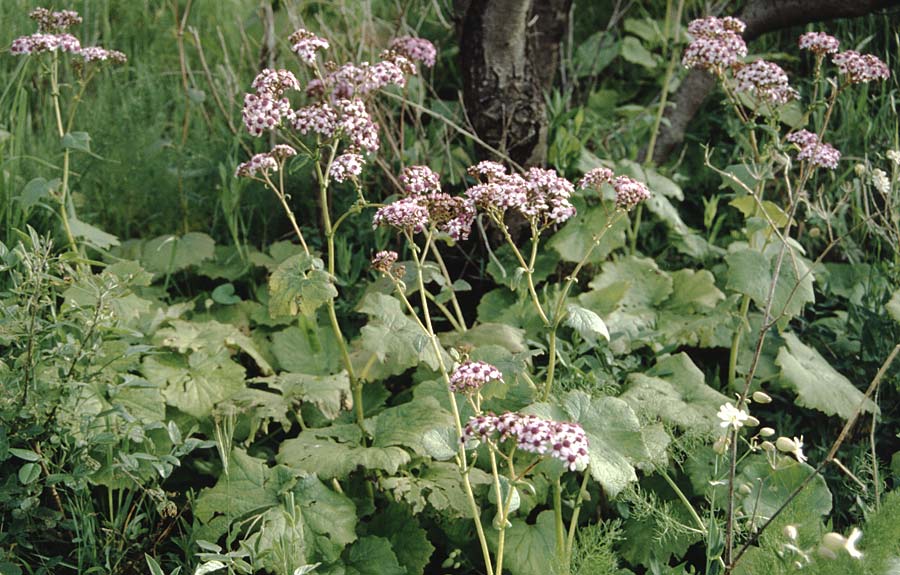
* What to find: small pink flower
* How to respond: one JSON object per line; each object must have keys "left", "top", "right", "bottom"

{"left": 612, "top": 176, "right": 651, "bottom": 210}
{"left": 400, "top": 165, "right": 441, "bottom": 195}
{"left": 289, "top": 29, "right": 329, "bottom": 66}
{"left": 734, "top": 60, "right": 798, "bottom": 105}
{"left": 449, "top": 361, "right": 504, "bottom": 393}
{"left": 786, "top": 130, "right": 841, "bottom": 169}
{"left": 235, "top": 153, "right": 278, "bottom": 178}
{"left": 577, "top": 167, "right": 615, "bottom": 190}
{"left": 682, "top": 16, "right": 748, "bottom": 72}
{"left": 79, "top": 46, "right": 127, "bottom": 64}
{"left": 389, "top": 36, "right": 437, "bottom": 68}
{"left": 29, "top": 8, "right": 82, "bottom": 33}
{"left": 831, "top": 50, "right": 890, "bottom": 83}
{"left": 371, "top": 250, "right": 398, "bottom": 273}
{"left": 330, "top": 152, "right": 364, "bottom": 183}
{"left": 10, "top": 33, "right": 81, "bottom": 55}
{"left": 251, "top": 68, "right": 300, "bottom": 97}
{"left": 798, "top": 32, "right": 840, "bottom": 55}
{"left": 373, "top": 197, "right": 430, "bottom": 233}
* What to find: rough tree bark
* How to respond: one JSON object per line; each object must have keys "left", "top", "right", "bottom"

{"left": 455, "top": 0, "right": 572, "bottom": 167}
{"left": 647, "top": 0, "right": 900, "bottom": 164}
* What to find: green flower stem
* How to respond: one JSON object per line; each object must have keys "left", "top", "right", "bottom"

{"left": 424, "top": 290, "right": 465, "bottom": 333}
{"left": 553, "top": 479, "right": 566, "bottom": 565}
{"left": 405, "top": 233, "right": 495, "bottom": 575}
{"left": 660, "top": 469, "right": 706, "bottom": 534}
{"left": 263, "top": 171, "right": 310, "bottom": 256}
{"left": 429, "top": 242, "right": 468, "bottom": 332}
{"left": 49, "top": 52, "right": 78, "bottom": 254}
{"left": 314, "top": 144, "right": 363, "bottom": 430}
{"left": 727, "top": 294, "right": 752, "bottom": 390}
{"left": 542, "top": 213, "right": 622, "bottom": 401}
{"left": 497, "top": 219, "right": 550, "bottom": 326}
{"left": 565, "top": 471, "right": 592, "bottom": 566}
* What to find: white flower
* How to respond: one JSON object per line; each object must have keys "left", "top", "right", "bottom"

{"left": 783, "top": 525, "right": 798, "bottom": 540}
{"left": 776, "top": 436, "right": 807, "bottom": 462}
{"left": 887, "top": 149, "right": 900, "bottom": 165}
{"left": 717, "top": 402, "right": 749, "bottom": 430}
{"left": 872, "top": 168, "right": 891, "bottom": 195}
{"left": 821, "top": 528, "right": 864, "bottom": 559}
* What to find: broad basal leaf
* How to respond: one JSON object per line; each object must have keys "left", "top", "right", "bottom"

{"left": 485, "top": 510, "right": 559, "bottom": 575}
{"left": 143, "top": 350, "right": 245, "bottom": 419}
{"left": 370, "top": 397, "right": 454, "bottom": 455}
{"left": 367, "top": 504, "right": 434, "bottom": 575}
{"left": 733, "top": 456, "right": 832, "bottom": 524}
{"left": 155, "top": 319, "right": 272, "bottom": 375}
{"left": 358, "top": 292, "right": 442, "bottom": 375}
{"left": 620, "top": 353, "right": 730, "bottom": 435}
{"left": 775, "top": 332, "right": 878, "bottom": 419}
{"left": 271, "top": 319, "right": 343, "bottom": 375}
{"left": 277, "top": 433, "right": 410, "bottom": 479}
{"left": 344, "top": 536, "right": 405, "bottom": 575}
{"left": 380, "top": 461, "right": 491, "bottom": 518}
{"left": 564, "top": 304, "right": 610, "bottom": 345}
{"left": 142, "top": 232, "right": 215, "bottom": 274}
{"left": 268, "top": 253, "right": 337, "bottom": 318}
{"left": 270, "top": 371, "right": 351, "bottom": 420}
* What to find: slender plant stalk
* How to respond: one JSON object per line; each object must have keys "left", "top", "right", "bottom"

{"left": 49, "top": 52, "right": 77, "bottom": 253}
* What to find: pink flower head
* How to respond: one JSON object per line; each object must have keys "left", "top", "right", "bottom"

{"left": 10, "top": 33, "right": 81, "bottom": 55}
{"left": 373, "top": 197, "right": 430, "bottom": 233}
{"left": 371, "top": 250, "right": 398, "bottom": 273}
{"left": 468, "top": 161, "right": 509, "bottom": 182}
{"left": 330, "top": 152, "right": 365, "bottom": 183}
{"left": 421, "top": 193, "right": 475, "bottom": 241}
{"left": 577, "top": 167, "right": 615, "bottom": 190}
{"left": 292, "top": 102, "right": 338, "bottom": 138}
{"left": 682, "top": 16, "right": 747, "bottom": 72}
{"left": 786, "top": 130, "right": 841, "bottom": 169}
{"left": 734, "top": 60, "right": 798, "bottom": 105}
{"left": 798, "top": 32, "right": 840, "bottom": 55}
{"left": 336, "top": 99, "right": 380, "bottom": 152}
{"left": 449, "top": 361, "right": 504, "bottom": 393}
{"left": 289, "top": 28, "right": 330, "bottom": 66}
{"left": 235, "top": 153, "right": 279, "bottom": 178}
{"left": 389, "top": 36, "right": 437, "bottom": 68}
{"left": 29, "top": 7, "right": 82, "bottom": 32}
{"left": 831, "top": 50, "right": 890, "bottom": 83}
{"left": 252, "top": 68, "right": 301, "bottom": 97}
{"left": 242, "top": 93, "right": 293, "bottom": 137}
{"left": 400, "top": 165, "right": 441, "bottom": 195}
{"left": 269, "top": 145, "right": 297, "bottom": 160}
{"left": 612, "top": 176, "right": 651, "bottom": 210}
{"left": 78, "top": 46, "right": 127, "bottom": 64}
{"left": 442, "top": 197, "right": 476, "bottom": 241}
{"left": 522, "top": 167, "right": 577, "bottom": 225}
{"left": 462, "top": 412, "right": 590, "bottom": 472}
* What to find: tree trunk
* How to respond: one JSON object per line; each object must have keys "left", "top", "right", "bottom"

{"left": 456, "top": 0, "right": 572, "bottom": 167}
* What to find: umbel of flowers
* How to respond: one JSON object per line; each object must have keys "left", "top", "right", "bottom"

{"left": 10, "top": 7, "right": 127, "bottom": 64}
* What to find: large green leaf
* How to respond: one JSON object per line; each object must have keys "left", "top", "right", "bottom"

{"left": 774, "top": 332, "right": 878, "bottom": 419}
{"left": 155, "top": 319, "right": 272, "bottom": 375}
{"left": 564, "top": 304, "right": 610, "bottom": 346}
{"left": 367, "top": 505, "right": 434, "bottom": 575}
{"left": 344, "top": 536, "right": 405, "bottom": 575}
{"left": 142, "top": 232, "right": 215, "bottom": 274}
{"left": 271, "top": 321, "right": 342, "bottom": 376}
{"left": 725, "top": 245, "right": 815, "bottom": 328}
{"left": 370, "top": 397, "right": 454, "bottom": 455}
{"left": 549, "top": 200, "right": 627, "bottom": 264}
{"left": 733, "top": 456, "right": 832, "bottom": 523}
{"left": 270, "top": 371, "right": 351, "bottom": 420}
{"left": 143, "top": 350, "right": 245, "bottom": 419}
{"left": 620, "top": 353, "right": 730, "bottom": 435}
{"left": 294, "top": 474, "right": 358, "bottom": 561}
{"left": 268, "top": 253, "right": 337, "bottom": 317}
{"left": 380, "top": 461, "right": 492, "bottom": 517}
{"left": 358, "top": 293, "right": 442, "bottom": 375}
{"left": 486, "top": 510, "right": 559, "bottom": 575}
{"left": 278, "top": 432, "right": 411, "bottom": 479}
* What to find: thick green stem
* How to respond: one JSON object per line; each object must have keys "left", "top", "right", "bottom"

{"left": 565, "top": 471, "right": 592, "bottom": 566}
{"left": 49, "top": 52, "right": 78, "bottom": 254}
{"left": 408, "top": 235, "right": 494, "bottom": 575}
{"left": 660, "top": 469, "right": 706, "bottom": 534}
{"left": 498, "top": 219, "right": 550, "bottom": 326}
{"left": 553, "top": 479, "right": 566, "bottom": 566}
{"left": 727, "top": 295, "right": 752, "bottom": 390}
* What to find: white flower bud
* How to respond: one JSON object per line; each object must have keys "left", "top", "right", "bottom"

{"left": 822, "top": 532, "right": 847, "bottom": 552}
{"left": 760, "top": 440, "right": 776, "bottom": 452}
{"left": 744, "top": 415, "right": 760, "bottom": 427}
{"left": 817, "top": 545, "right": 838, "bottom": 560}
{"left": 713, "top": 436, "right": 730, "bottom": 455}
{"left": 759, "top": 427, "right": 776, "bottom": 437}
{"left": 776, "top": 436, "right": 797, "bottom": 453}
{"left": 738, "top": 483, "right": 753, "bottom": 495}
{"left": 752, "top": 391, "right": 772, "bottom": 404}
{"left": 854, "top": 163, "right": 867, "bottom": 176}
{"left": 783, "top": 525, "right": 798, "bottom": 540}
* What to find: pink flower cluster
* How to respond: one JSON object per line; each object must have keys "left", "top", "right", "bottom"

{"left": 234, "top": 145, "right": 297, "bottom": 178}
{"left": 335, "top": 99, "right": 380, "bottom": 152}
{"left": 449, "top": 361, "right": 504, "bottom": 393}
{"left": 786, "top": 130, "right": 841, "bottom": 169}
{"left": 290, "top": 28, "right": 330, "bottom": 66}
{"left": 243, "top": 69, "right": 300, "bottom": 137}
{"left": 389, "top": 36, "right": 437, "bottom": 68}
{"left": 401, "top": 166, "right": 442, "bottom": 195}
{"left": 462, "top": 412, "right": 590, "bottom": 472}
{"left": 78, "top": 46, "right": 127, "bottom": 64}
{"left": 316, "top": 59, "right": 409, "bottom": 100}
{"left": 682, "top": 16, "right": 747, "bottom": 72}
{"left": 29, "top": 7, "right": 81, "bottom": 32}
{"left": 577, "top": 167, "right": 651, "bottom": 210}
{"left": 373, "top": 197, "right": 431, "bottom": 234}
{"left": 465, "top": 161, "right": 576, "bottom": 226}
{"left": 329, "top": 152, "right": 365, "bottom": 182}
{"left": 10, "top": 8, "right": 126, "bottom": 65}
{"left": 371, "top": 250, "right": 399, "bottom": 273}
{"left": 10, "top": 33, "right": 81, "bottom": 55}
{"left": 734, "top": 60, "right": 797, "bottom": 106}
{"left": 292, "top": 102, "right": 338, "bottom": 137}
{"left": 798, "top": 32, "right": 840, "bottom": 55}
{"left": 831, "top": 50, "right": 890, "bottom": 83}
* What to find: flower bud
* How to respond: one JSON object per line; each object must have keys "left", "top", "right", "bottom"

{"left": 744, "top": 416, "right": 760, "bottom": 427}
{"left": 776, "top": 436, "right": 797, "bottom": 453}
{"left": 752, "top": 391, "right": 772, "bottom": 404}
{"left": 854, "top": 163, "right": 867, "bottom": 176}
{"left": 713, "top": 436, "right": 730, "bottom": 455}
{"left": 783, "top": 525, "right": 798, "bottom": 540}
{"left": 738, "top": 483, "right": 752, "bottom": 495}
{"left": 760, "top": 440, "right": 776, "bottom": 452}
{"left": 759, "top": 427, "right": 775, "bottom": 437}
{"left": 818, "top": 545, "right": 838, "bottom": 560}
{"left": 821, "top": 532, "right": 847, "bottom": 552}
